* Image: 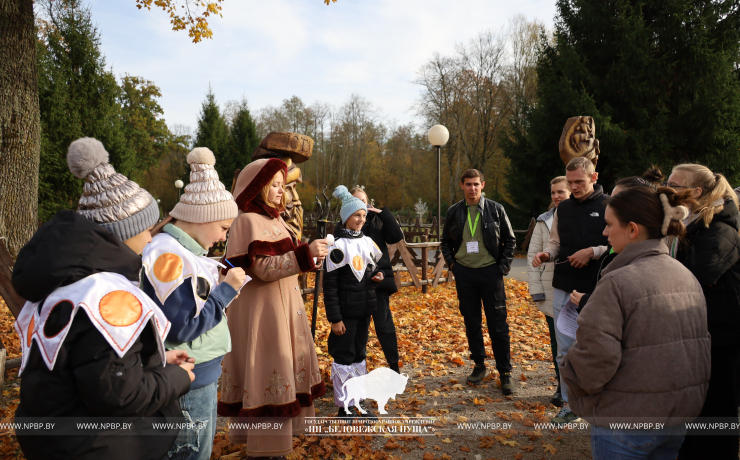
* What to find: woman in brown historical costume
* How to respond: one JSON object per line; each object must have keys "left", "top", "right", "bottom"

{"left": 217, "top": 158, "right": 328, "bottom": 459}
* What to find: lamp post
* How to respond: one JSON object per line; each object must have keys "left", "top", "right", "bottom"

{"left": 427, "top": 125, "right": 449, "bottom": 240}
{"left": 175, "top": 180, "right": 184, "bottom": 199}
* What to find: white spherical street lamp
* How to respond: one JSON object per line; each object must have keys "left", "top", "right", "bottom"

{"left": 427, "top": 125, "right": 449, "bottom": 241}
{"left": 427, "top": 125, "right": 450, "bottom": 147}
{"left": 175, "top": 180, "right": 184, "bottom": 199}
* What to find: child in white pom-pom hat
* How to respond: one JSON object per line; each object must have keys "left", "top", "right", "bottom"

{"left": 323, "top": 185, "right": 384, "bottom": 419}
{"left": 11, "top": 137, "right": 195, "bottom": 460}
{"left": 140, "top": 147, "right": 247, "bottom": 460}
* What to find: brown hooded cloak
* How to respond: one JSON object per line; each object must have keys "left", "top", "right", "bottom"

{"left": 217, "top": 158, "right": 325, "bottom": 457}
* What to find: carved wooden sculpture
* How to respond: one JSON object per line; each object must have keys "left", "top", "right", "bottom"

{"left": 559, "top": 116, "right": 600, "bottom": 167}
{"left": 252, "top": 132, "right": 314, "bottom": 240}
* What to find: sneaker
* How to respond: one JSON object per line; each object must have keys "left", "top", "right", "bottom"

{"left": 354, "top": 400, "right": 379, "bottom": 420}
{"left": 500, "top": 372, "right": 515, "bottom": 395}
{"left": 551, "top": 407, "right": 580, "bottom": 426}
{"left": 467, "top": 363, "right": 487, "bottom": 384}
{"left": 550, "top": 386, "right": 563, "bottom": 407}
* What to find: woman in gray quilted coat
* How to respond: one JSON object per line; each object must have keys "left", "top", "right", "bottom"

{"left": 560, "top": 185, "right": 710, "bottom": 460}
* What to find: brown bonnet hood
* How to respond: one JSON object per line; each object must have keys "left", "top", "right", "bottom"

{"left": 234, "top": 158, "right": 288, "bottom": 218}
{"left": 223, "top": 157, "right": 314, "bottom": 274}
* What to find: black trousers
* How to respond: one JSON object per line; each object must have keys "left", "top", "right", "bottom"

{"left": 328, "top": 316, "right": 370, "bottom": 366}
{"left": 371, "top": 290, "right": 400, "bottom": 365}
{"left": 452, "top": 263, "right": 512, "bottom": 373}
{"left": 677, "top": 345, "right": 740, "bottom": 460}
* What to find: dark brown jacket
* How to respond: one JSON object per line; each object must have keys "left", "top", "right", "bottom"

{"left": 561, "top": 239, "right": 710, "bottom": 426}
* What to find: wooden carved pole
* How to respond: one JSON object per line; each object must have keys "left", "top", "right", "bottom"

{"left": 310, "top": 187, "right": 332, "bottom": 339}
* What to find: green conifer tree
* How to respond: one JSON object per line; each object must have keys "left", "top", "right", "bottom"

{"left": 194, "top": 86, "right": 230, "bottom": 181}
{"left": 503, "top": 0, "right": 740, "bottom": 222}
{"left": 37, "top": 1, "right": 133, "bottom": 221}
{"left": 224, "top": 97, "right": 259, "bottom": 188}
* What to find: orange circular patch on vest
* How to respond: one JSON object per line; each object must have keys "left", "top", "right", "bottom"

{"left": 99, "top": 291, "right": 143, "bottom": 327}
{"left": 27, "top": 317, "right": 35, "bottom": 347}
{"left": 352, "top": 255, "right": 364, "bottom": 271}
{"left": 153, "top": 253, "right": 183, "bottom": 283}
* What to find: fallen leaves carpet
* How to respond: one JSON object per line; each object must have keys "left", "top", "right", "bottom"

{"left": 0, "top": 273, "right": 592, "bottom": 459}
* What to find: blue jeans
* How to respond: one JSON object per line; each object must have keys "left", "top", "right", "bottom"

{"left": 592, "top": 425, "right": 687, "bottom": 459}
{"left": 167, "top": 381, "right": 218, "bottom": 460}
{"left": 552, "top": 288, "right": 576, "bottom": 404}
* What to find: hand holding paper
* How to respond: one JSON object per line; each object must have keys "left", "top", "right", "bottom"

{"left": 223, "top": 267, "right": 248, "bottom": 291}
{"left": 556, "top": 300, "right": 580, "bottom": 339}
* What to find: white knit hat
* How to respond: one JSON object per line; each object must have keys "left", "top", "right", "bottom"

{"left": 169, "top": 148, "right": 238, "bottom": 223}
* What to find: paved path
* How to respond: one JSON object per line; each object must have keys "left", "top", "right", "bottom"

{"left": 506, "top": 257, "right": 528, "bottom": 282}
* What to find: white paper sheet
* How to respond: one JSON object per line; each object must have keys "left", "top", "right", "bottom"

{"left": 556, "top": 300, "right": 579, "bottom": 339}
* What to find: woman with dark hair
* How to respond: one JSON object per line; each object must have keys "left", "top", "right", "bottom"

{"left": 668, "top": 164, "right": 740, "bottom": 460}
{"left": 560, "top": 186, "right": 710, "bottom": 460}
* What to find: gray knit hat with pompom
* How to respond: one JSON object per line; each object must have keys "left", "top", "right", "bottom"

{"left": 67, "top": 137, "right": 159, "bottom": 241}
{"left": 168, "top": 147, "right": 238, "bottom": 223}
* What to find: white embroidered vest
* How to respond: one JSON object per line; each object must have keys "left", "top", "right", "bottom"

{"left": 14, "top": 272, "right": 171, "bottom": 375}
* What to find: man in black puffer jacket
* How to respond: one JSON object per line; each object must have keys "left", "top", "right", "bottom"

{"left": 441, "top": 169, "right": 517, "bottom": 394}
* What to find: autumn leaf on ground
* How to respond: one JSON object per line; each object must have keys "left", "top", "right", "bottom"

{"left": 456, "top": 416, "right": 467, "bottom": 422}
{"left": 460, "top": 446, "right": 471, "bottom": 452}
{"left": 441, "top": 455, "right": 452, "bottom": 460}
{"left": 544, "top": 444, "right": 558, "bottom": 454}
{"left": 520, "top": 373, "right": 527, "bottom": 381}
{"left": 521, "top": 445, "right": 535, "bottom": 452}
{"left": 440, "top": 438, "right": 452, "bottom": 444}
{"left": 514, "top": 454, "right": 523, "bottom": 460}
{"left": 479, "top": 436, "right": 496, "bottom": 448}
{"left": 494, "top": 435, "right": 518, "bottom": 447}
{"left": 423, "top": 453, "right": 436, "bottom": 460}
{"left": 384, "top": 439, "right": 400, "bottom": 450}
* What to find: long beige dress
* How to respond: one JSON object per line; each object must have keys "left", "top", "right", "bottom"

{"left": 217, "top": 158, "right": 324, "bottom": 457}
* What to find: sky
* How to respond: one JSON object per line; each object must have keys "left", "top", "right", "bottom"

{"left": 86, "top": 0, "right": 558, "bottom": 133}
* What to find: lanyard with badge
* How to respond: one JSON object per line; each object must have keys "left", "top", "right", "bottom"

{"left": 466, "top": 206, "right": 480, "bottom": 254}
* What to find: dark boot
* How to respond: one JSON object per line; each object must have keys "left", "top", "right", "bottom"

{"left": 500, "top": 372, "right": 515, "bottom": 395}
{"left": 354, "top": 400, "right": 379, "bottom": 420}
{"left": 337, "top": 407, "right": 357, "bottom": 419}
{"left": 389, "top": 362, "right": 400, "bottom": 373}
{"left": 467, "top": 363, "right": 487, "bottom": 384}
{"left": 550, "top": 385, "right": 563, "bottom": 407}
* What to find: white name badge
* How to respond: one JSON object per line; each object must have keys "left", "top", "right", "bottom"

{"left": 466, "top": 241, "right": 479, "bottom": 254}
